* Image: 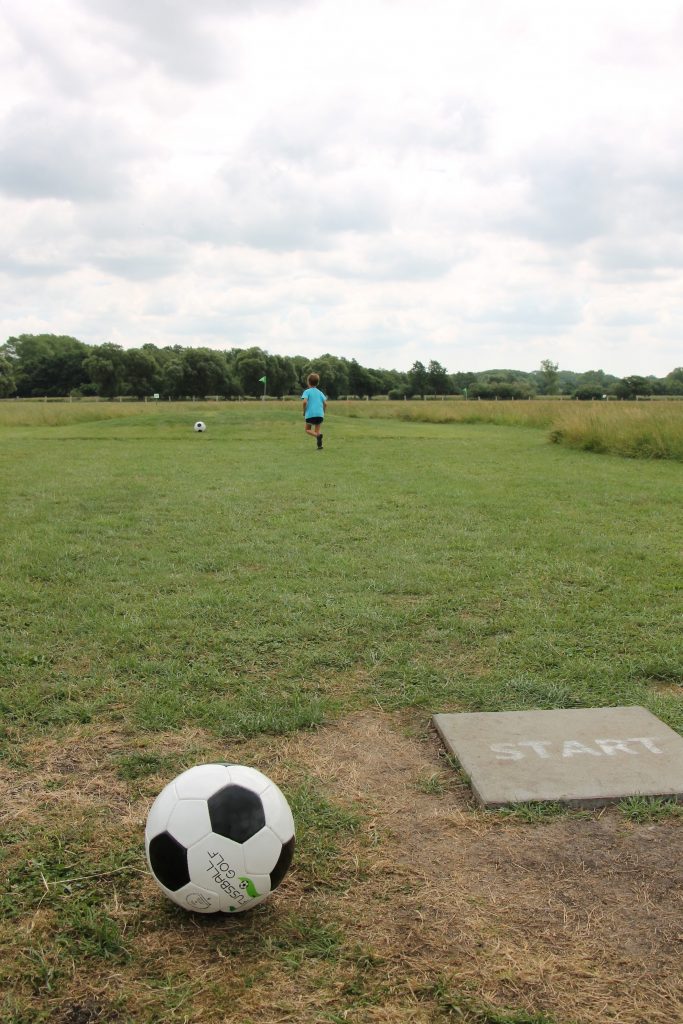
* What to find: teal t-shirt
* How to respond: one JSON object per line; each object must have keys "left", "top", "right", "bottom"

{"left": 301, "top": 387, "right": 326, "bottom": 419}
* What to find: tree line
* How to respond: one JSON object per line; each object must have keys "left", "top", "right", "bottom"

{"left": 1, "top": 335, "right": 682, "bottom": 401}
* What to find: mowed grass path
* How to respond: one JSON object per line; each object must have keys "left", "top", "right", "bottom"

{"left": 2, "top": 402, "right": 681, "bottom": 740}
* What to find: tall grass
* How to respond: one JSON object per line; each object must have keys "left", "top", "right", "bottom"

{"left": 334, "top": 399, "right": 683, "bottom": 460}
{"left": 549, "top": 402, "right": 683, "bottom": 460}
{"left": 3, "top": 397, "right": 683, "bottom": 459}
{"left": 0, "top": 400, "right": 154, "bottom": 427}
{"left": 339, "top": 398, "right": 558, "bottom": 428}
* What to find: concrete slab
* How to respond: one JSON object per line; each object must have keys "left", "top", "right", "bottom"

{"left": 433, "top": 706, "right": 683, "bottom": 808}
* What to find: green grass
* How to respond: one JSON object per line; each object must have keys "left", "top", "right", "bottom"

{"left": 495, "top": 801, "right": 581, "bottom": 824}
{"left": 286, "top": 782, "right": 363, "bottom": 886}
{"left": 1, "top": 400, "right": 681, "bottom": 1023}
{"left": 0, "top": 398, "right": 155, "bottom": 428}
{"left": 114, "top": 751, "right": 185, "bottom": 781}
{"left": 0, "top": 816, "right": 139, "bottom": 1015}
{"left": 334, "top": 397, "right": 683, "bottom": 461}
{"left": 618, "top": 795, "right": 683, "bottom": 822}
{"left": 417, "top": 772, "right": 448, "bottom": 795}
{"left": 1, "top": 401, "right": 681, "bottom": 740}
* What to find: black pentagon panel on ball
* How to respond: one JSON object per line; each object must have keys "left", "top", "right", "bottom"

{"left": 149, "top": 832, "right": 190, "bottom": 891}
{"left": 208, "top": 784, "right": 266, "bottom": 843}
{"left": 270, "top": 836, "right": 295, "bottom": 890}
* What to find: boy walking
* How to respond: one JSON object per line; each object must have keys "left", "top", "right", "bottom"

{"left": 301, "top": 373, "right": 327, "bottom": 450}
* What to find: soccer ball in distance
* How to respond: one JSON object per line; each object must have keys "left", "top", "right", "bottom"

{"left": 193, "top": 421, "right": 206, "bottom": 432}
{"left": 145, "top": 764, "right": 295, "bottom": 913}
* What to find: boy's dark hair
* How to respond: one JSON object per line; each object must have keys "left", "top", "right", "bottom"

{"left": 307, "top": 372, "right": 320, "bottom": 387}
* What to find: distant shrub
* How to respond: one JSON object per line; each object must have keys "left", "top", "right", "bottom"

{"left": 573, "top": 385, "right": 606, "bottom": 401}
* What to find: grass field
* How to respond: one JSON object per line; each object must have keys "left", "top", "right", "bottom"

{"left": 334, "top": 398, "right": 683, "bottom": 461}
{"left": 1, "top": 401, "right": 682, "bottom": 1023}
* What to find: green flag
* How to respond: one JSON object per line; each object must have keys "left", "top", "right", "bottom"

{"left": 258, "top": 376, "right": 266, "bottom": 383}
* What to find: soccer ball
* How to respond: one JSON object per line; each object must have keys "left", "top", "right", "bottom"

{"left": 145, "top": 764, "right": 295, "bottom": 914}
{"left": 193, "top": 421, "right": 206, "bottom": 432}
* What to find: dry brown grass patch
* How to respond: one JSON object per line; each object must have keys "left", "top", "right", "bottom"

{"left": 2, "top": 713, "right": 682, "bottom": 1023}
{"left": 278, "top": 711, "right": 683, "bottom": 1023}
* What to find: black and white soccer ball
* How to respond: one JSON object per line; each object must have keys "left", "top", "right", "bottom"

{"left": 145, "top": 764, "right": 295, "bottom": 914}
{"left": 193, "top": 421, "right": 206, "bottom": 432}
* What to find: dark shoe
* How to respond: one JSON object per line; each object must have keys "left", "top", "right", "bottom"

{"left": 317, "top": 433, "right": 323, "bottom": 449}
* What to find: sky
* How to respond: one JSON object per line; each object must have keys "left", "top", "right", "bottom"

{"left": 1, "top": 0, "right": 682, "bottom": 378}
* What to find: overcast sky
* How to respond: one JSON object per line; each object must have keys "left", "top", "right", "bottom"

{"left": 1, "top": 0, "right": 682, "bottom": 376}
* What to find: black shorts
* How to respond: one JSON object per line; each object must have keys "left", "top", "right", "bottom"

{"left": 306, "top": 417, "right": 323, "bottom": 425}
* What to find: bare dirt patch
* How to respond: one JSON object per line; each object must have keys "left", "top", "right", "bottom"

{"left": 57, "top": 1001, "right": 122, "bottom": 1024}
{"left": 651, "top": 682, "right": 682, "bottom": 697}
{"left": 3, "top": 713, "right": 682, "bottom": 1024}
{"left": 285, "top": 710, "right": 683, "bottom": 1024}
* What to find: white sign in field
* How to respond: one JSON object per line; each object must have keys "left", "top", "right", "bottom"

{"left": 433, "top": 706, "right": 683, "bottom": 808}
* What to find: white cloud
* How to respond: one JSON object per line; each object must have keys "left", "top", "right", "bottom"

{"left": 0, "top": 101, "right": 151, "bottom": 201}
{"left": 1, "top": 0, "right": 682, "bottom": 376}
{"left": 76, "top": 0, "right": 239, "bottom": 82}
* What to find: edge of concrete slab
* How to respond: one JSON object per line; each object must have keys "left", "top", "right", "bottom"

{"left": 432, "top": 709, "right": 683, "bottom": 810}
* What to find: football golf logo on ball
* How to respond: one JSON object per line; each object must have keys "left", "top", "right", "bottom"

{"left": 145, "top": 764, "right": 295, "bottom": 913}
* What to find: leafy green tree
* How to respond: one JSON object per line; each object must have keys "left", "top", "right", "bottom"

{"left": 664, "top": 368, "right": 683, "bottom": 395}
{"left": 366, "top": 371, "right": 385, "bottom": 396}
{"left": 289, "top": 355, "right": 311, "bottom": 390}
{"left": 407, "top": 360, "right": 429, "bottom": 397}
{"left": 376, "top": 367, "right": 406, "bottom": 394}
{"left": 573, "top": 384, "right": 605, "bottom": 400}
{"left": 181, "top": 348, "right": 235, "bottom": 398}
{"left": 122, "top": 348, "right": 161, "bottom": 398}
{"left": 427, "top": 360, "right": 449, "bottom": 395}
{"left": 160, "top": 358, "right": 185, "bottom": 399}
{"left": 6, "top": 333, "right": 89, "bottom": 396}
{"left": 83, "top": 343, "right": 126, "bottom": 398}
{"left": 233, "top": 347, "right": 270, "bottom": 396}
{"left": 4, "top": 334, "right": 50, "bottom": 395}
{"left": 0, "top": 351, "right": 17, "bottom": 397}
{"left": 556, "top": 370, "right": 579, "bottom": 394}
{"left": 347, "top": 358, "right": 372, "bottom": 397}
{"left": 537, "top": 359, "right": 560, "bottom": 395}
{"left": 266, "top": 354, "right": 298, "bottom": 398}
{"left": 578, "top": 369, "right": 608, "bottom": 386}
{"left": 647, "top": 376, "right": 668, "bottom": 396}
{"left": 449, "top": 371, "right": 477, "bottom": 394}
{"left": 573, "top": 369, "right": 619, "bottom": 397}
{"left": 471, "top": 372, "right": 532, "bottom": 395}
{"left": 347, "top": 358, "right": 385, "bottom": 398}
{"left": 612, "top": 375, "right": 653, "bottom": 399}
{"left": 304, "top": 355, "right": 349, "bottom": 399}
